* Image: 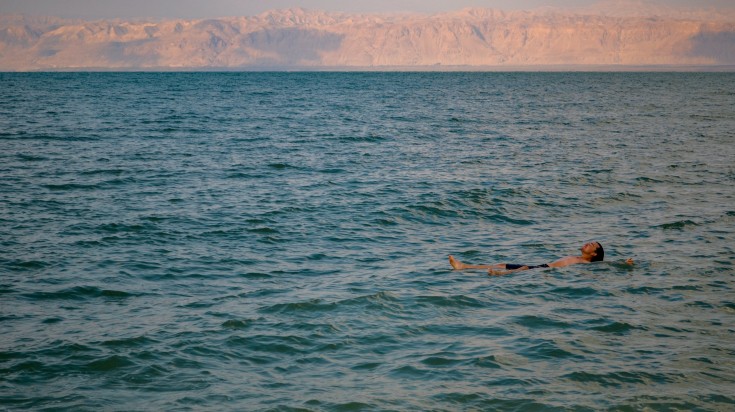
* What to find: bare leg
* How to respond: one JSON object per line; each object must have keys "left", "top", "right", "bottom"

{"left": 448, "top": 255, "right": 466, "bottom": 269}
{"left": 449, "top": 255, "right": 505, "bottom": 270}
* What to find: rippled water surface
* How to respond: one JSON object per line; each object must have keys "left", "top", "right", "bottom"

{"left": 1, "top": 72, "right": 734, "bottom": 411}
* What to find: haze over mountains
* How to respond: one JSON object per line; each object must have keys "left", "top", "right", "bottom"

{"left": 1, "top": 0, "right": 734, "bottom": 70}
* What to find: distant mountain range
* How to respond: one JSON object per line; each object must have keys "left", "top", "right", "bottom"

{"left": 2, "top": 4, "right": 734, "bottom": 70}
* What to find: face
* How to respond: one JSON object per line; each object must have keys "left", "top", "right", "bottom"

{"left": 581, "top": 241, "right": 600, "bottom": 256}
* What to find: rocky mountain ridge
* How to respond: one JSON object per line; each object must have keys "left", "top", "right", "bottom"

{"left": 1, "top": 6, "right": 734, "bottom": 70}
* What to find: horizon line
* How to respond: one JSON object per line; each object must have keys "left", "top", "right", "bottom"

{"left": 5, "top": 64, "right": 735, "bottom": 73}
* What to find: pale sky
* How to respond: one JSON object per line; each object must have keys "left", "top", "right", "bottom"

{"left": 1, "top": 0, "right": 732, "bottom": 20}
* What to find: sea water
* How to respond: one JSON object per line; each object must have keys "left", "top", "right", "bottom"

{"left": 1, "top": 72, "right": 734, "bottom": 411}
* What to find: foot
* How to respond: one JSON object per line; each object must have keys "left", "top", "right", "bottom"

{"left": 448, "top": 255, "right": 465, "bottom": 270}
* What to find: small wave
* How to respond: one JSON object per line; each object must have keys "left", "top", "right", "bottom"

{"left": 548, "top": 285, "right": 604, "bottom": 298}
{"left": 519, "top": 340, "right": 580, "bottom": 360}
{"left": 318, "top": 168, "right": 346, "bottom": 174}
{"left": 416, "top": 294, "right": 485, "bottom": 309}
{"left": 181, "top": 300, "right": 215, "bottom": 309}
{"left": 2, "top": 259, "right": 50, "bottom": 271}
{"left": 487, "top": 213, "right": 535, "bottom": 225}
{"left": 689, "top": 356, "right": 715, "bottom": 365}
{"left": 432, "top": 392, "right": 554, "bottom": 410}
{"left": 226, "top": 334, "right": 310, "bottom": 355}
{"left": 489, "top": 186, "right": 536, "bottom": 198}
{"left": 4, "top": 133, "right": 99, "bottom": 142}
{"left": 99, "top": 289, "right": 135, "bottom": 298}
{"left": 226, "top": 172, "right": 263, "bottom": 179}
{"left": 247, "top": 226, "right": 279, "bottom": 234}
{"left": 599, "top": 191, "right": 642, "bottom": 203}
{"left": 237, "top": 272, "right": 272, "bottom": 279}
{"left": 123, "top": 364, "right": 170, "bottom": 385}
{"left": 373, "top": 217, "right": 398, "bottom": 226}
{"left": 338, "top": 134, "right": 385, "bottom": 142}
{"left": 654, "top": 220, "right": 699, "bottom": 230}
{"left": 424, "top": 324, "right": 508, "bottom": 338}
{"left": 260, "top": 299, "right": 337, "bottom": 315}
{"left": 95, "top": 222, "right": 156, "bottom": 234}
{"left": 245, "top": 218, "right": 273, "bottom": 225}
{"left": 389, "top": 364, "right": 431, "bottom": 379}
{"left": 42, "top": 177, "right": 135, "bottom": 191}
{"left": 262, "top": 205, "right": 315, "bottom": 217}
{"left": 248, "top": 90, "right": 275, "bottom": 97}
{"left": 408, "top": 203, "right": 460, "bottom": 219}
{"left": 294, "top": 355, "right": 332, "bottom": 366}
{"left": 267, "top": 162, "right": 296, "bottom": 170}
{"left": 341, "top": 291, "right": 403, "bottom": 312}
{"left": 351, "top": 362, "right": 382, "bottom": 371}
{"left": 85, "top": 355, "right": 135, "bottom": 372}
{"left": 420, "top": 355, "right": 464, "bottom": 367}
{"left": 589, "top": 321, "right": 643, "bottom": 334}
{"left": 43, "top": 182, "right": 99, "bottom": 191}
{"left": 306, "top": 400, "right": 377, "bottom": 411}
{"left": 100, "top": 336, "right": 155, "bottom": 348}
{"left": 587, "top": 168, "right": 614, "bottom": 174}
{"left": 221, "top": 319, "right": 254, "bottom": 329}
{"left": 635, "top": 176, "right": 665, "bottom": 184}
{"left": 103, "top": 177, "right": 137, "bottom": 187}
{"left": 672, "top": 284, "right": 701, "bottom": 291}
{"left": 141, "top": 216, "right": 167, "bottom": 223}
{"left": 306, "top": 252, "right": 328, "bottom": 261}
{"left": 261, "top": 292, "right": 405, "bottom": 318}
{"left": 625, "top": 286, "right": 665, "bottom": 295}
{"left": 452, "top": 187, "right": 495, "bottom": 204}
{"left": 563, "top": 370, "right": 681, "bottom": 386}
{"left": 685, "top": 300, "right": 714, "bottom": 309}
{"left": 471, "top": 355, "right": 503, "bottom": 369}
{"left": 4, "top": 360, "right": 45, "bottom": 373}
{"left": 722, "top": 302, "right": 735, "bottom": 313}
{"left": 23, "top": 286, "right": 138, "bottom": 301}
{"left": 16, "top": 153, "right": 48, "bottom": 161}
{"left": 0, "top": 130, "right": 22, "bottom": 139}
{"left": 200, "top": 228, "right": 246, "bottom": 238}
{"left": 512, "top": 315, "right": 573, "bottom": 330}
{"left": 79, "top": 168, "right": 126, "bottom": 176}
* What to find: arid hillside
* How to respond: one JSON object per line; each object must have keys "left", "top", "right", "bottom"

{"left": 1, "top": 7, "right": 734, "bottom": 70}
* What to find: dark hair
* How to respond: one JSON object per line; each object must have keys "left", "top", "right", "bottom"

{"left": 592, "top": 243, "right": 604, "bottom": 262}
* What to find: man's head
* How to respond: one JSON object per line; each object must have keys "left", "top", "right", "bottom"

{"left": 582, "top": 241, "right": 604, "bottom": 262}
{"left": 592, "top": 242, "right": 604, "bottom": 262}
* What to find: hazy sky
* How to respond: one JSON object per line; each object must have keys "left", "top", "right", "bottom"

{"left": 1, "top": 0, "right": 733, "bottom": 20}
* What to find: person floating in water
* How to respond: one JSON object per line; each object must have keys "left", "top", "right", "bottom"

{"left": 449, "top": 241, "right": 631, "bottom": 276}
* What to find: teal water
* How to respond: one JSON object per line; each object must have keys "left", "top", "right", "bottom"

{"left": 1, "top": 72, "right": 734, "bottom": 411}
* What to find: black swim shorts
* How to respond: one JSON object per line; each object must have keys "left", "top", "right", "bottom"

{"left": 505, "top": 263, "right": 550, "bottom": 270}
